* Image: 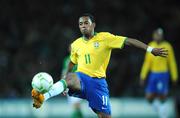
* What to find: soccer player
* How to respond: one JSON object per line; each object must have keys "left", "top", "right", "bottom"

{"left": 140, "top": 28, "right": 178, "bottom": 118}
{"left": 61, "top": 46, "right": 83, "bottom": 118}
{"left": 32, "top": 14, "right": 168, "bottom": 118}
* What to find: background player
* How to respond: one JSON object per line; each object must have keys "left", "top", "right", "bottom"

{"left": 140, "top": 28, "right": 178, "bottom": 118}
{"left": 32, "top": 14, "right": 168, "bottom": 118}
{"left": 61, "top": 46, "right": 83, "bottom": 118}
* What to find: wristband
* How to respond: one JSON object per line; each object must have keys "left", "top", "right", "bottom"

{"left": 147, "top": 46, "right": 153, "bottom": 52}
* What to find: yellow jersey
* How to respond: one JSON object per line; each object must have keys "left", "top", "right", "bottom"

{"left": 70, "top": 32, "right": 127, "bottom": 78}
{"left": 140, "top": 41, "right": 178, "bottom": 81}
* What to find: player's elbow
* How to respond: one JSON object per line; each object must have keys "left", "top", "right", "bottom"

{"left": 124, "top": 38, "right": 131, "bottom": 46}
{"left": 124, "top": 38, "right": 135, "bottom": 46}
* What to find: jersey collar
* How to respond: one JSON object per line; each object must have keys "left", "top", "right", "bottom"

{"left": 82, "top": 32, "right": 97, "bottom": 43}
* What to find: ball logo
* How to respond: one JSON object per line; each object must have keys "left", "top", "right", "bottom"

{"left": 94, "top": 42, "right": 99, "bottom": 48}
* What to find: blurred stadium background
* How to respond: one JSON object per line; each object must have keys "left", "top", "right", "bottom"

{"left": 0, "top": 0, "right": 179, "bottom": 118}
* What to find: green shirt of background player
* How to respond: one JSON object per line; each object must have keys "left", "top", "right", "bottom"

{"left": 62, "top": 55, "right": 77, "bottom": 75}
{"left": 61, "top": 54, "right": 83, "bottom": 118}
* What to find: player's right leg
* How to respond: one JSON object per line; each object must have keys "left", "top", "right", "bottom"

{"left": 145, "top": 80, "right": 156, "bottom": 104}
{"left": 32, "top": 72, "right": 81, "bottom": 108}
{"left": 145, "top": 73, "right": 160, "bottom": 111}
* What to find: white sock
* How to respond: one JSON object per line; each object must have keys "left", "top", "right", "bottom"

{"left": 159, "top": 102, "right": 168, "bottom": 118}
{"left": 43, "top": 80, "right": 67, "bottom": 101}
{"left": 152, "top": 99, "right": 160, "bottom": 112}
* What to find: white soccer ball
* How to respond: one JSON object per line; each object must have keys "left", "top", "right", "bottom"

{"left": 32, "top": 72, "right": 53, "bottom": 93}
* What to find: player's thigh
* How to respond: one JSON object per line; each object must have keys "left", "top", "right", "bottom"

{"left": 97, "top": 112, "right": 111, "bottom": 118}
{"left": 146, "top": 75, "right": 156, "bottom": 95}
{"left": 66, "top": 72, "right": 81, "bottom": 90}
{"left": 145, "top": 77, "right": 159, "bottom": 101}
{"left": 87, "top": 79, "right": 111, "bottom": 115}
{"left": 156, "top": 75, "right": 169, "bottom": 95}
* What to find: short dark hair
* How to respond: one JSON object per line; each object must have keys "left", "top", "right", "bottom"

{"left": 79, "top": 13, "right": 95, "bottom": 23}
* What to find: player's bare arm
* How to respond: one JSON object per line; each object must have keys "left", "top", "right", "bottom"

{"left": 125, "top": 38, "right": 168, "bottom": 57}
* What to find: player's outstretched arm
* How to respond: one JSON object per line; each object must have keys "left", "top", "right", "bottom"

{"left": 125, "top": 38, "right": 168, "bottom": 57}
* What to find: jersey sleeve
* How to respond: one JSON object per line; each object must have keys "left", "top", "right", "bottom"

{"left": 70, "top": 44, "right": 78, "bottom": 64}
{"left": 105, "top": 32, "right": 127, "bottom": 49}
{"left": 140, "top": 52, "right": 152, "bottom": 80}
{"left": 167, "top": 44, "right": 178, "bottom": 82}
{"left": 140, "top": 42, "right": 153, "bottom": 80}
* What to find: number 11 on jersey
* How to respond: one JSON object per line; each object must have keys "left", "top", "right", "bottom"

{"left": 85, "top": 54, "right": 91, "bottom": 64}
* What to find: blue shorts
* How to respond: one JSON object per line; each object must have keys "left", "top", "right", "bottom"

{"left": 146, "top": 72, "right": 170, "bottom": 95}
{"left": 68, "top": 72, "right": 111, "bottom": 115}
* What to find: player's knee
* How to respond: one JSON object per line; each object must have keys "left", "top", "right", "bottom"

{"left": 146, "top": 95, "right": 155, "bottom": 103}
{"left": 66, "top": 73, "right": 74, "bottom": 86}
{"left": 147, "top": 98, "right": 154, "bottom": 104}
{"left": 66, "top": 73, "right": 78, "bottom": 87}
{"left": 158, "top": 95, "right": 167, "bottom": 103}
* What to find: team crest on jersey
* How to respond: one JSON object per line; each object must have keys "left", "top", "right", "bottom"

{"left": 94, "top": 42, "right": 99, "bottom": 48}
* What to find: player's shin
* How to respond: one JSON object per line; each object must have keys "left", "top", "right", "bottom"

{"left": 158, "top": 99, "right": 168, "bottom": 118}
{"left": 43, "top": 79, "right": 67, "bottom": 101}
{"left": 152, "top": 99, "right": 160, "bottom": 111}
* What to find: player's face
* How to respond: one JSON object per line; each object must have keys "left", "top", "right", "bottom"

{"left": 153, "top": 31, "right": 163, "bottom": 42}
{"left": 79, "top": 16, "right": 95, "bottom": 35}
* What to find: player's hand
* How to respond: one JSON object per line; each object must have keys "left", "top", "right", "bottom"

{"left": 31, "top": 89, "right": 44, "bottom": 108}
{"left": 151, "top": 48, "right": 168, "bottom": 57}
{"left": 61, "top": 88, "right": 69, "bottom": 96}
{"left": 140, "top": 79, "right": 145, "bottom": 87}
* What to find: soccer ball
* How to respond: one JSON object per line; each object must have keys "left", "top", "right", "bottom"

{"left": 32, "top": 72, "right": 53, "bottom": 93}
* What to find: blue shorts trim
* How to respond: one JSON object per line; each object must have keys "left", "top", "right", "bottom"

{"left": 146, "top": 72, "right": 170, "bottom": 95}
{"left": 68, "top": 72, "right": 111, "bottom": 115}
